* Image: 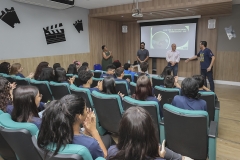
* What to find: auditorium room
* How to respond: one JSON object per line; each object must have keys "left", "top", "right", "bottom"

{"left": 0, "top": 0, "right": 240, "bottom": 159}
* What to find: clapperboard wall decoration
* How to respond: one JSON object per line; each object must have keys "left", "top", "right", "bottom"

{"left": 43, "top": 23, "right": 66, "bottom": 45}
{"left": 0, "top": 7, "right": 20, "bottom": 28}
{"left": 73, "top": 20, "right": 83, "bottom": 33}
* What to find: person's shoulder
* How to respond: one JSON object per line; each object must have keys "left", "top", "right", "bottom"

{"left": 146, "top": 96, "right": 158, "bottom": 102}
{"left": 107, "top": 145, "right": 118, "bottom": 158}
{"left": 73, "top": 134, "right": 97, "bottom": 146}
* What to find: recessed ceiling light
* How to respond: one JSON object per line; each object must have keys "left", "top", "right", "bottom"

{"left": 149, "top": 12, "right": 153, "bottom": 15}
{"left": 186, "top": 8, "right": 189, "bottom": 11}
{"left": 121, "top": 16, "right": 124, "bottom": 17}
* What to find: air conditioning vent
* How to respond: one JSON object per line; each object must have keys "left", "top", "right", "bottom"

{"left": 12, "top": 0, "right": 74, "bottom": 10}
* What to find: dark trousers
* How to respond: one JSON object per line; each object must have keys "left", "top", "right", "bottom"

{"left": 201, "top": 68, "right": 215, "bottom": 92}
{"left": 168, "top": 63, "right": 178, "bottom": 76}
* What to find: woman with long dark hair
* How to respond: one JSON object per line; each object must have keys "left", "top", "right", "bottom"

{"left": 55, "top": 67, "right": 68, "bottom": 83}
{"left": 0, "top": 62, "right": 11, "bottom": 74}
{"left": 37, "top": 94, "right": 111, "bottom": 159}
{"left": 11, "top": 86, "right": 42, "bottom": 129}
{"left": 38, "top": 67, "right": 54, "bottom": 82}
{"left": 132, "top": 75, "right": 162, "bottom": 116}
{"left": 102, "top": 77, "right": 124, "bottom": 97}
{"left": 67, "top": 64, "right": 78, "bottom": 75}
{"left": 108, "top": 107, "right": 192, "bottom": 160}
{"left": 34, "top": 62, "right": 49, "bottom": 80}
{"left": 102, "top": 45, "right": 113, "bottom": 71}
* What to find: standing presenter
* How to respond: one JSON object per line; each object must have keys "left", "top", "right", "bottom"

{"left": 166, "top": 43, "right": 180, "bottom": 76}
{"left": 185, "top": 41, "right": 215, "bottom": 92}
{"left": 137, "top": 42, "right": 149, "bottom": 73}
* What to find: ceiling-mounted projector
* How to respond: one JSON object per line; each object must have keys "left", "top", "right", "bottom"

{"left": 132, "top": 9, "right": 143, "bottom": 17}
{"left": 132, "top": 0, "right": 143, "bottom": 18}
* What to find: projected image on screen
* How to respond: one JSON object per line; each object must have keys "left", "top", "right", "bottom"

{"left": 141, "top": 23, "right": 197, "bottom": 58}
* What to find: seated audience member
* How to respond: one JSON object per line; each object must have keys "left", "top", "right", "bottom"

{"left": 82, "top": 62, "right": 89, "bottom": 68}
{"left": 10, "top": 63, "right": 34, "bottom": 78}
{"left": 107, "top": 107, "right": 192, "bottom": 160}
{"left": 115, "top": 67, "right": 130, "bottom": 89}
{"left": 10, "top": 86, "right": 42, "bottom": 129}
{"left": 159, "top": 66, "right": 172, "bottom": 78}
{"left": 0, "top": 77, "right": 15, "bottom": 112}
{"left": 102, "top": 77, "right": 124, "bottom": 98}
{"left": 132, "top": 75, "right": 162, "bottom": 117}
{"left": 0, "top": 62, "right": 11, "bottom": 74}
{"left": 164, "top": 75, "right": 181, "bottom": 89}
{"left": 37, "top": 95, "right": 114, "bottom": 159}
{"left": 123, "top": 63, "right": 136, "bottom": 81}
{"left": 100, "top": 64, "right": 116, "bottom": 78}
{"left": 73, "top": 61, "right": 81, "bottom": 71}
{"left": 136, "top": 62, "right": 149, "bottom": 76}
{"left": 69, "top": 70, "right": 102, "bottom": 92}
{"left": 78, "top": 65, "right": 89, "bottom": 72}
{"left": 34, "top": 62, "right": 49, "bottom": 80}
{"left": 53, "top": 63, "right": 61, "bottom": 82}
{"left": 112, "top": 60, "right": 121, "bottom": 69}
{"left": 67, "top": 64, "right": 78, "bottom": 75}
{"left": 55, "top": 67, "right": 68, "bottom": 83}
{"left": 192, "top": 75, "right": 211, "bottom": 91}
{"left": 172, "top": 78, "right": 207, "bottom": 111}
{"left": 38, "top": 67, "right": 54, "bottom": 82}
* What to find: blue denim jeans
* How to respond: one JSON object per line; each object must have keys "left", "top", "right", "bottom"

{"left": 168, "top": 63, "right": 178, "bottom": 76}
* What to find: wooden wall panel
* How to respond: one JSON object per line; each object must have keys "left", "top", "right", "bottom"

{"left": 89, "top": 18, "right": 124, "bottom": 67}
{"left": 0, "top": 53, "right": 90, "bottom": 77}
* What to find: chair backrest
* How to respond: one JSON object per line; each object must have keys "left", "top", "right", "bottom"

{"left": 199, "top": 91, "right": 216, "bottom": 122}
{"left": 152, "top": 76, "right": 164, "bottom": 88}
{"left": 129, "top": 82, "right": 136, "bottom": 95}
{"left": 133, "top": 74, "right": 138, "bottom": 83}
{"left": 123, "top": 74, "right": 132, "bottom": 82}
{"left": 32, "top": 135, "right": 92, "bottom": 160}
{"left": 94, "top": 64, "right": 102, "bottom": 71}
{"left": 91, "top": 78, "right": 103, "bottom": 88}
{"left": 122, "top": 97, "right": 161, "bottom": 142}
{"left": 69, "top": 84, "right": 93, "bottom": 108}
{"left": 163, "top": 104, "right": 209, "bottom": 159}
{"left": 154, "top": 86, "right": 180, "bottom": 111}
{"left": 115, "top": 81, "right": 129, "bottom": 96}
{"left": 15, "top": 76, "right": 30, "bottom": 85}
{"left": 0, "top": 126, "right": 17, "bottom": 160}
{"left": 3, "top": 75, "right": 16, "bottom": 83}
{"left": 91, "top": 91, "right": 123, "bottom": 133}
{"left": 93, "top": 71, "right": 103, "bottom": 78}
{"left": 66, "top": 74, "right": 74, "bottom": 78}
{"left": 30, "top": 79, "right": 53, "bottom": 103}
{"left": 0, "top": 113, "right": 42, "bottom": 160}
{"left": 49, "top": 81, "right": 71, "bottom": 100}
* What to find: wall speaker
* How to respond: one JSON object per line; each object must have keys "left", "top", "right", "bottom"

{"left": 208, "top": 19, "right": 216, "bottom": 29}
{"left": 122, "top": 25, "right": 128, "bottom": 33}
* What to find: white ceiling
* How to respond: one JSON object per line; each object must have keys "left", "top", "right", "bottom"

{"left": 74, "top": 0, "right": 150, "bottom": 9}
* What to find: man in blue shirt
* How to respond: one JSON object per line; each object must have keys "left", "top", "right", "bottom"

{"left": 123, "top": 63, "right": 135, "bottom": 81}
{"left": 100, "top": 64, "right": 116, "bottom": 78}
{"left": 185, "top": 41, "right": 215, "bottom": 91}
{"left": 172, "top": 78, "right": 207, "bottom": 111}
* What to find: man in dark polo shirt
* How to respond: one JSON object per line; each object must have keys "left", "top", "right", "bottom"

{"left": 185, "top": 41, "right": 215, "bottom": 92}
{"left": 137, "top": 42, "right": 149, "bottom": 73}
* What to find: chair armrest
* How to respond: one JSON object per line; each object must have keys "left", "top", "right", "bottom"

{"left": 159, "top": 119, "right": 164, "bottom": 125}
{"left": 208, "top": 121, "right": 218, "bottom": 138}
{"left": 95, "top": 157, "right": 106, "bottom": 160}
{"left": 215, "top": 101, "right": 220, "bottom": 110}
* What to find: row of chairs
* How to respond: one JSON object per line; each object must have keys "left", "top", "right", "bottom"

{"left": 0, "top": 110, "right": 105, "bottom": 160}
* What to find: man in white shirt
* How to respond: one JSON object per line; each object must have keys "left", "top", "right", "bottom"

{"left": 166, "top": 43, "right": 180, "bottom": 76}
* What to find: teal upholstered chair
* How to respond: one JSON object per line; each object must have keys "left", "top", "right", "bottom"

{"left": 30, "top": 79, "right": 53, "bottom": 103}
{"left": 91, "top": 91, "right": 124, "bottom": 133}
{"left": 162, "top": 104, "right": 217, "bottom": 160}
{"left": 115, "top": 80, "right": 129, "bottom": 96}
{"left": 0, "top": 113, "right": 42, "bottom": 160}
{"left": 91, "top": 78, "right": 103, "bottom": 88}
{"left": 199, "top": 91, "right": 220, "bottom": 124}
{"left": 2, "top": 74, "right": 16, "bottom": 83}
{"left": 69, "top": 85, "right": 106, "bottom": 135}
{"left": 129, "top": 82, "right": 136, "bottom": 95}
{"left": 152, "top": 76, "right": 164, "bottom": 88}
{"left": 123, "top": 74, "right": 132, "bottom": 82}
{"left": 15, "top": 76, "right": 30, "bottom": 85}
{"left": 93, "top": 71, "right": 103, "bottom": 78}
{"left": 122, "top": 96, "right": 163, "bottom": 143}
{"left": 49, "top": 81, "right": 71, "bottom": 100}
